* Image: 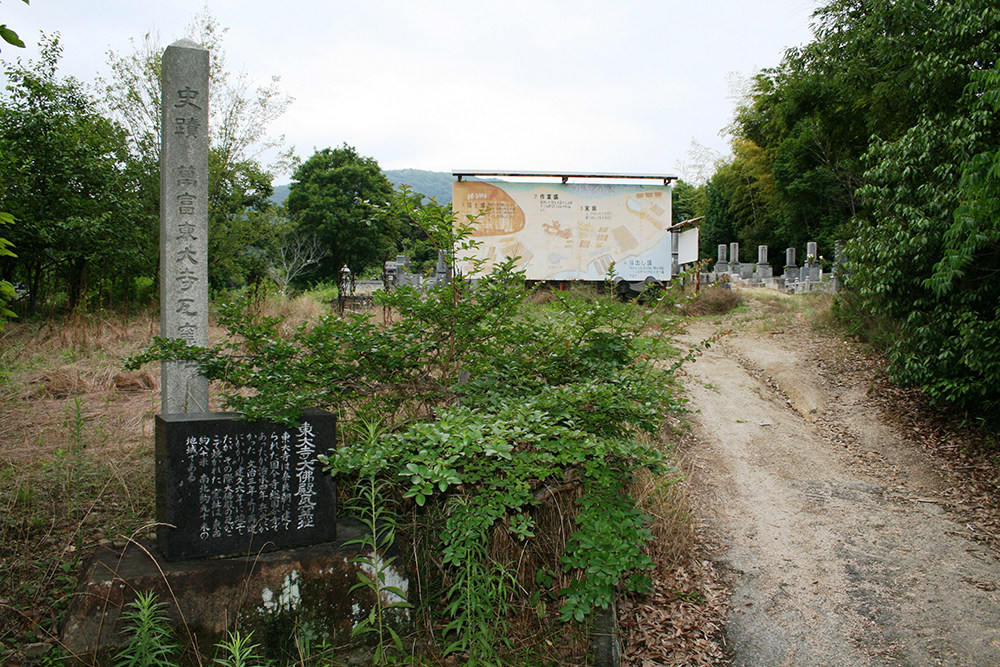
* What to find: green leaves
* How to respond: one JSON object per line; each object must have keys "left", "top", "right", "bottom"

{"left": 286, "top": 145, "right": 397, "bottom": 283}
{"left": 0, "top": 25, "right": 24, "bottom": 50}
{"left": 130, "top": 197, "right": 684, "bottom": 657}
{"left": 840, "top": 4, "right": 1000, "bottom": 417}
{"left": 1, "top": 36, "right": 152, "bottom": 311}
{"left": 0, "top": 2, "right": 28, "bottom": 51}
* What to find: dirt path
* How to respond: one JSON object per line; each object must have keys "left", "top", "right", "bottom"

{"left": 677, "top": 297, "right": 1000, "bottom": 666}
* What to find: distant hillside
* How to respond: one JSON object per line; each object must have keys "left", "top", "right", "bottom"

{"left": 270, "top": 169, "right": 455, "bottom": 206}
{"left": 272, "top": 183, "right": 291, "bottom": 205}
{"left": 383, "top": 169, "right": 454, "bottom": 204}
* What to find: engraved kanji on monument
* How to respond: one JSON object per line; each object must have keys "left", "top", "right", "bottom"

{"left": 155, "top": 411, "right": 338, "bottom": 561}
{"left": 160, "top": 39, "right": 210, "bottom": 414}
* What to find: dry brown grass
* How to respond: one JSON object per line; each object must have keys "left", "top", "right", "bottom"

{"left": 683, "top": 284, "right": 745, "bottom": 317}
{"left": 618, "top": 420, "right": 728, "bottom": 665}
{"left": 0, "top": 312, "right": 174, "bottom": 657}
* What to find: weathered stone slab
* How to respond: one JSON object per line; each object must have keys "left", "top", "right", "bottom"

{"left": 60, "top": 525, "right": 409, "bottom": 662}
{"left": 155, "top": 411, "right": 337, "bottom": 561}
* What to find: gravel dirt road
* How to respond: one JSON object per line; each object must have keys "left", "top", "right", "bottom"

{"left": 677, "top": 295, "right": 1000, "bottom": 666}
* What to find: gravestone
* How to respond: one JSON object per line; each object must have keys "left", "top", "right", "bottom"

{"left": 784, "top": 247, "right": 799, "bottom": 283}
{"left": 714, "top": 244, "right": 728, "bottom": 273}
{"left": 160, "top": 39, "right": 210, "bottom": 414}
{"left": 755, "top": 245, "right": 772, "bottom": 279}
{"left": 729, "top": 242, "right": 740, "bottom": 274}
{"left": 435, "top": 250, "right": 450, "bottom": 286}
{"left": 155, "top": 410, "right": 337, "bottom": 561}
{"left": 804, "top": 241, "right": 822, "bottom": 281}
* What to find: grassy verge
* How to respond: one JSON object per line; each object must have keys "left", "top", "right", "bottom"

{"left": 0, "top": 314, "right": 161, "bottom": 658}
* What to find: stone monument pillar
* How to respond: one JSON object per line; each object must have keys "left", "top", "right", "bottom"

{"left": 160, "top": 39, "right": 210, "bottom": 414}
{"left": 784, "top": 247, "right": 798, "bottom": 283}
{"left": 435, "top": 250, "right": 450, "bottom": 286}
{"left": 756, "top": 245, "right": 772, "bottom": 280}
{"left": 805, "top": 241, "right": 821, "bottom": 281}
{"left": 714, "top": 244, "right": 728, "bottom": 273}
{"left": 729, "top": 242, "right": 740, "bottom": 274}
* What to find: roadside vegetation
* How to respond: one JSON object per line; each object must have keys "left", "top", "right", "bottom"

{"left": 0, "top": 207, "right": 736, "bottom": 665}
{"left": 695, "top": 0, "right": 1000, "bottom": 424}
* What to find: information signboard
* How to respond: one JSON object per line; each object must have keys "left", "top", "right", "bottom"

{"left": 453, "top": 178, "right": 675, "bottom": 281}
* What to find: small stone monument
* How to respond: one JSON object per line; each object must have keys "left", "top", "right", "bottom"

{"left": 155, "top": 411, "right": 338, "bottom": 561}
{"left": 729, "top": 242, "right": 740, "bottom": 274}
{"left": 714, "top": 244, "right": 728, "bottom": 273}
{"left": 756, "top": 245, "right": 772, "bottom": 279}
{"left": 804, "top": 241, "right": 821, "bottom": 281}
{"left": 160, "top": 39, "right": 210, "bottom": 414}
{"left": 784, "top": 247, "right": 799, "bottom": 283}
{"left": 435, "top": 250, "right": 450, "bottom": 286}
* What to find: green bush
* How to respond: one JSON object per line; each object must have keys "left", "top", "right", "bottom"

{"left": 129, "top": 194, "right": 684, "bottom": 661}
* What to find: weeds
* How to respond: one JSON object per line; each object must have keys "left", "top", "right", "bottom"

{"left": 335, "top": 421, "right": 413, "bottom": 664}
{"left": 114, "top": 591, "right": 179, "bottom": 667}
{"left": 0, "top": 313, "right": 160, "bottom": 660}
{"left": 683, "top": 285, "right": 744, "bottom": 317}
{"left": 4, "top": 254, "right": 696, "bottom": 665}
{"left": 213, "top": 631, "right": 265, "bottom": 667}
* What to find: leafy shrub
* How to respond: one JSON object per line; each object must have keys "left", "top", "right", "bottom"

{"left": 128, "top": 192, "right": 684, "bottom": 660}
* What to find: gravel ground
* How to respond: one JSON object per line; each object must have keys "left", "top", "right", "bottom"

{"left": 675, "top": 297, "right": 1000, "bottom": 667}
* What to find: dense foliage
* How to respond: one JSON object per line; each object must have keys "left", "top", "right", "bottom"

{"left": 285, "top": 144, "right": 399, "bottom": 283}
{"left": 0, "top": 37, "right": 150, "bottom": 312}
{"left": 703, "top": 0, "right": 1000, "bottom": 418}
{"left": 129, "top": 199, "right": 683, "bottom": 661}
{"left": 0, "top": 13, "right": 296, "bottom": 313}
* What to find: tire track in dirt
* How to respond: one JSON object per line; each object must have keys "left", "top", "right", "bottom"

{"left": 677, "top": 310, "right": 1000, "bottom": 667}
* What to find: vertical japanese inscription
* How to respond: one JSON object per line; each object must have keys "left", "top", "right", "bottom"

{"left": 155, "top": 411, "right": 337, "bottom": 561}
{"left": 160, "top": 39, "right": 209, "bottom": 414}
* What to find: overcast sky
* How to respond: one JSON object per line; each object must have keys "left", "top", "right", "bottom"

{"left": 3, "top": 1, "right": 818, "bottom": 185}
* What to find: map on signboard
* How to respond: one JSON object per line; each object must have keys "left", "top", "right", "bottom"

{"left": 453, "top": 180, "right": 674, "bottom": 281}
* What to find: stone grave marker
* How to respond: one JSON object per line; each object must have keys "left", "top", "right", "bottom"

{"left": 784, "top": 247, "right": 799, "bottom": 283}
{"left": 729, "top": 242, "right": 740, "bottom": 274}
{"left": 804, "top": 241, "right": 822, "bottom": 281}
{"left": 155, "top": 410, "right": 337, "bottom": 561}
{"left": 714, "top": 244, "right": 728, "bottom": 273}
{"left": 756, "top": 245, "right": 773, "bottom": 279}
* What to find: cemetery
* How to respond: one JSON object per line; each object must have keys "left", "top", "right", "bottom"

{"left": 698, "top": 240, "right": 840, "bottom": 294}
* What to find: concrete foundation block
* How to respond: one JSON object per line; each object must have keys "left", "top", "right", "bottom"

{"left": 61, "top": 520, "right": 408, "bottom": 664}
